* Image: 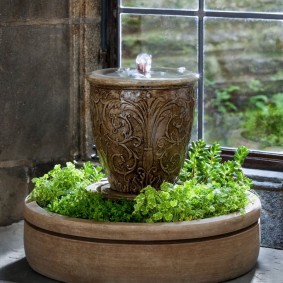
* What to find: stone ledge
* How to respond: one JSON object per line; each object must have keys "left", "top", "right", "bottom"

{"left": 244, "top": 168, "right": 283, "bottom": 184}
{"left": 244, "top": 168, "right": 283, "bottom": 250}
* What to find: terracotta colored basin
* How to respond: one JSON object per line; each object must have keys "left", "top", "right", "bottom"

{"left": 24, "top": 193, "right": 261, "bottom": 283}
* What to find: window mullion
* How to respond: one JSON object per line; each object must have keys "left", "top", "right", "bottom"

{"left": 197, "top": 0, "right": 204, "bottom": 140}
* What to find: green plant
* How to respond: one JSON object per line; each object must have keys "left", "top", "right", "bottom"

{"left": 205, "top": 84, "right": 240, "bottom": 146}
{"left": 211, "top": 85, "right": 239, "bottom": 114}
{"left": 247, "top": 79, "right": 264, "bottom": 93}
{"left": 179, "top": 140, "right": 250, "bottom": 186}
{"left": 47, "top": 188, "right": 136, "bottom": 222}
{"left": 133, "top": 179, "right": 248, "bottom": 223}
{"left": 28, "top": 140, "right": 251, "bottom": 223}
{"left": 133, "top": 140, "right": 250, "bottom": 222}
{"left": 249, "top": 94, "right": 269, "bottom": 112}
{"left": 242, "top": 93, "right": 283, "bottom": 147}
{"left": 28, "top": 161, "right": 138, "bottom": 222}
{"left": 28, "top": 162, "right": 105, "bottom": 208}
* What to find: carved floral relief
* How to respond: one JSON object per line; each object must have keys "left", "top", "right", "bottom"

{"left": 90, "top": 85, "right": 195, "bottom": 194}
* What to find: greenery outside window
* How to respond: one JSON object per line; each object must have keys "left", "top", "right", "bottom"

{"left": 102, "top": 0, "right": 283, "bottom": 171}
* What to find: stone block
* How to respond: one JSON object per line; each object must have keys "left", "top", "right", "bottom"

{"left": 0, "top": 0, "right": 69, "bottom": 21}
{"left": 0, "top": 24, "right": 72, "bottom": 161}
{"left": 254, "top": 182, "right": 283, "bottom": 250}
{"left": 246, "top": 169, "right": 283, "bottom": 249}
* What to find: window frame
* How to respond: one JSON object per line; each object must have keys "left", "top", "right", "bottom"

{"left": 101, "top": 0, "right": 283, "bottom": 171}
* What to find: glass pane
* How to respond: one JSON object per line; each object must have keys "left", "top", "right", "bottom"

{"left": 191, "top": 109, "right": 198, "bottom": 142}
{"left": 205, "top": 0, "right": 283, "bottom": 13}
{"left": 121, "top": 0, "right": 198, "bottom": 10}
{"left": 120, "top": 14, "right": 198, "bottom": 71}
{"left": 204, "top": 18, "right": 283, "bottom": 153}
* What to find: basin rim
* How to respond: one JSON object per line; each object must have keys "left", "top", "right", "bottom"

{"left": 24, "top": 192, "right": 260, "bottom": 241}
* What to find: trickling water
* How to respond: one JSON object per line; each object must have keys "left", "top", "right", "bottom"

{"left": 92, "top": 53, "right": 199, "bottom": 81}
{"left": 105, "top": 67, "right": 198, "bottom": 80}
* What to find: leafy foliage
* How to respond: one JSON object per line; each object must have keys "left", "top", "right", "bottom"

{"left": 211, "top": 85, "right": 239, "bottom": 114}
{"left": 179, "top": 140, "right": 250, "bottom": 186}
{"left": 204, "top": 79, "right": 283, "bottom": 148}
{"left": 133, "top": 180, "right": 248, "bottom": 223}
{"left": 204, "top": 84, "right": 242, "bottom": 145}
{"left": 29, "top": 140, "right": 251, "bottom": 223}
{"left": 28, "top": 161, "right": 137, "bottom": 222}
{"left": 47, "top": 189, "right": 136, "bottom": 222}
{"left": 242, "top": 93, "right": 283, "bottom": 147}
{"left": 133, "top": 140, "right": 251, "bottom": 222}
{"left": 28, "top": 162, "right": 105, "bottom": 208}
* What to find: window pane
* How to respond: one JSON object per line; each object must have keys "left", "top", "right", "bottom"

{"left": 205, "top": 0, "right": 283, "bottom": 13}
{"left": 120, "top": 14, "right": 198, "bottom": 72}
{"left": 191, "top": 109, "right": 198, "bottom": 142}
{"left": 121, "top": 0, "right": 198, "bottom": 10}
{"left": 204, "top": 18, "right": 283, "bottom": 153}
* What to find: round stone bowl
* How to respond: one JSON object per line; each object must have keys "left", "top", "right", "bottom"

{"left": 24, "top": 193, "right": 261, "bottom": 283}
{"left": 87, "top": 68, "right": 199, "bottom": 194}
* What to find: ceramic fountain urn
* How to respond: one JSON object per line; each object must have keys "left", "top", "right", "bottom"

{"left": 87, "top": 55, "right": 199, "bottom": 194}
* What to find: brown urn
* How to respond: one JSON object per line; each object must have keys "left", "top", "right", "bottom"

{"left": 87, "top": 68, "right": 199, "bottom": 194}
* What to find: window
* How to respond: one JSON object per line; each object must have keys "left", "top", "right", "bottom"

{"left": 103, "top": 0, "right": 283, "bottom": 170}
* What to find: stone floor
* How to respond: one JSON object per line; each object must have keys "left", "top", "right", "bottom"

{"left": 0, "top": 221, "right": 283, "bottom": 283}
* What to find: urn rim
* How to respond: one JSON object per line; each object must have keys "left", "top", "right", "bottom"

{"left": 87, "top": 68, "right": 199, "bottom": 88}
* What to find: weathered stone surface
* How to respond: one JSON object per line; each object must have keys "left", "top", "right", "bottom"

{"left": 0, "top": 24, "right": 72, "bottom": 161}
{"left": 0, "top": 0, "right": 69, "bottom": 21}
{"left": 245, "top": 168, "right": 283, "bottom": 249}
{"left": 0, "top": 0, "right": 101, "bottom": 225}
{"left": 253, "top": 182, "right": 283, "bottom": 249}
{"left": 0, "top": 166, "right": 30, "bottom": 226}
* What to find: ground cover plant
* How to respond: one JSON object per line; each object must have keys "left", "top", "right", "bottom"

{"left": 205, "top": 79, "right": 283, "bottom": 149}
{"left": 242, "top": 93, "right": 283, "bottom": 147}
{"left": 28, "top": 140, "right": 252, "bottom": 223}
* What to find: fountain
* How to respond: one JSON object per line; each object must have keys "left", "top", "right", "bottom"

{"left": 24, "top": 54, "right": 261, "bottom": 283}
{"left": 87, "top": 54, "right": 198, "bottom": 197}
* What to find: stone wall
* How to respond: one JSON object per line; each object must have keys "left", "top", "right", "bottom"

{"left": 205, "top": 19, "right": 283, "bottom": 97}
{"left": 0, "top": 0, "right": 101, "bottom": 225}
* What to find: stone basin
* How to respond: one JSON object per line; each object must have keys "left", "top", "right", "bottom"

{"left": 24, "top": 192, "right": 261, "bottom": 283}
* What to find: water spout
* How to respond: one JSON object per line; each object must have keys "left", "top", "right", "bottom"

{"left": 136, "top": 53, "right": 152, "bottom": 75}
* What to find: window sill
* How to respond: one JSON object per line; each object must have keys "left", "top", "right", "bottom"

{"left": 244, "top": 168, "right": 283, "bottom": 191}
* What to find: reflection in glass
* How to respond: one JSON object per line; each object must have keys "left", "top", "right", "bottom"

{"left": 121, "top": 0, "right": 198, "bottom": 10}
{"left": 204, "top": 18, "right": 283, "bottom": 153}
{"left": 205, "top": 0, "right": 283, "bottom": 13}
{"left": 121, "top": 14, "right": 198, "bottom": 72}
